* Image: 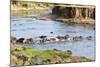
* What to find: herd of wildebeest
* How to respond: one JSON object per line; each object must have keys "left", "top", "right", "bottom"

{"left": 11, "top": 34, "right": 93, "bottom": 45}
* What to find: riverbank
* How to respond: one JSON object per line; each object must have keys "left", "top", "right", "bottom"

{"left": 11, "top": 1, "right": 95, "bottom": 25}
{"left": 11, "top": 5, "right": 50, "bottom": 16}
{"left": 33, "top": 14, "right": 95, "bottom": 25}
{"left": 11, "top": 45, "right": 92, "bottom": 66}
{"left": 11, "top": 9, "right": 95, "bottom": 25}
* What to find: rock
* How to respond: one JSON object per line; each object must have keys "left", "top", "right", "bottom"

{"left": 52, "top": 6, "right": 62, "bottom": 16}
{"left": 71, "top": 56, "right": 91, "bottom": 62}
{"left": 52, "top": 5, "right": 95, "bottom": 24}
{"left": 11, "top": 55, "right": 18, "bottom": 66}
{"left": 53, "top": 49, "right": 60, "bottom": 51}
{"left": 32, "top": 55, "right": 42, "bottom": 65}
{"left": 66, "top": 50, "right": 72, "bottom": 56}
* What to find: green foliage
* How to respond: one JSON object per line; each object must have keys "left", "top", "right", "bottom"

{"left": 42, "top": 3, "right": 49, "bottom": 7}
{"left": 11, "top": 0, "right": 17, "bottom": 4}
{"left": 22, "top": 3, "right": 28, "bottom": 8}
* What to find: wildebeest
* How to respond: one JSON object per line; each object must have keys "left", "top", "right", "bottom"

{"left": 86, "top": 36, "right": 92, "bottom": 40}
{"left": 11, "top": 36, "right": 17, "bottom": 44}
{"left": 39, "top": 35, "right": 47, "bottom": 39}
{"left": 23, "top": 38, "right": 33, "bottom": 44}
{"left": 16, "top": 38, "right": 25, "bottom": 43}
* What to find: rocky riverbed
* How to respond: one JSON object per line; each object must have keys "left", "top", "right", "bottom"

{"left": 11, "top": 45, "right": 92, "bottom": 66}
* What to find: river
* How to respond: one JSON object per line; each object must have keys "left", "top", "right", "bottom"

{"left": 11, "top": 14, "right": 95, "bottom": 60}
